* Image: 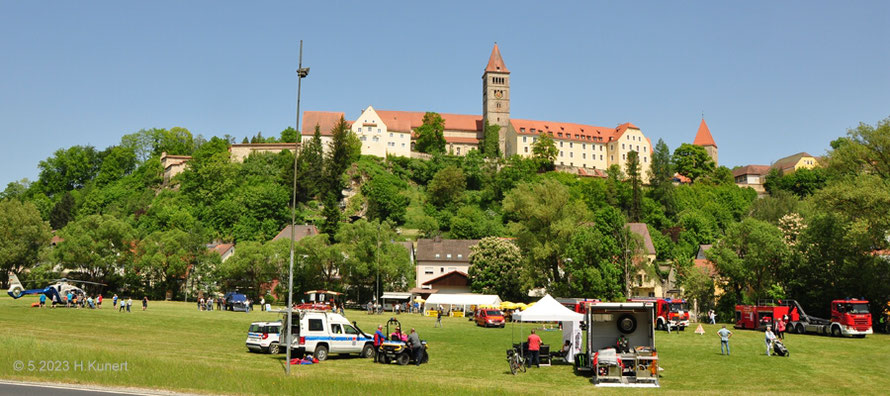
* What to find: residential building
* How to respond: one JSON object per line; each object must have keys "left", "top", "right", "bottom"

{"left": 626, "top": 223, "right": 679, "bottom": 298}
{"left": 209, "top": 243, "right": 235, "bottom": 262}
{"left": 771, "top": 152, "right": 820, "bottom": 174}
{"left": 732, "top": 165, "right": 771, "bottom": 196}
{"left": 272, "top": 225, "right": 320, "bottom": 243}
{"left": 413, "top": 238, "right": 479, "bottom": 294}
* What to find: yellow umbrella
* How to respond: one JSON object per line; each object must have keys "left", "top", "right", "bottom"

{"left": 500, "top": 301, "right": 517, "bottom": 310}
{"left": 414, "top": 297, "right": 425, "bottom": 303}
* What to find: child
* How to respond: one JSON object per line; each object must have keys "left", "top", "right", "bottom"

{"left": 126, "top": 298, "right": 132, "bottom": 312}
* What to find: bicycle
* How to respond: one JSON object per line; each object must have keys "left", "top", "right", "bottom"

{"left": 506, "top": 345, "right": 527, "bottom": 375}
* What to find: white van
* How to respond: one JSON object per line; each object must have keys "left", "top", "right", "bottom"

{"left": 282, "top": 310, "right": 375, "bottom": 361}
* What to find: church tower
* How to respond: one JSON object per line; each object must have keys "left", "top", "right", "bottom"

{"left": 693, "top": 118, "right": 718, "bottom": 166}
{"left": 482, "top": 43, "right": 510, "bottom": 155}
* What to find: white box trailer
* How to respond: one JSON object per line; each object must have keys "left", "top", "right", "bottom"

{"left": 582, "top": 302, "right": 659, "bottom": 387}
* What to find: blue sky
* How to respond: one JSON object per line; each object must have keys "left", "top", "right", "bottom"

{"left": 1, "top": 1, "right": 888, "bottom": 187}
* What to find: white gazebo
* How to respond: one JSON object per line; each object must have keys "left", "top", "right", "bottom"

{"left": 512, "top": 294, "right": 585, "bottom": 363}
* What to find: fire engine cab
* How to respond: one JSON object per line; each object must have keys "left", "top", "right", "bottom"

{"left": 628, "top": 297, "right": 689, "bottom": 331}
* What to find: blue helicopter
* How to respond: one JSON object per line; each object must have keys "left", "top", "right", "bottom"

{"left": 7, "top": 273, "right": 106, "bottom": 304}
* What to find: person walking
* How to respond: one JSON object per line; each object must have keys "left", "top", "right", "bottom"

{"left": 97, "top": 294, "right": 102, "bottom": 309}
{"left": 260, "top": 297, "right": 265, "bottom": 311}
{"left": 408, "top": 328, "right": 424, "bottom": 366}
{"left": 119, "top": 298, "right": 126, "bottom": 312}
{"left": 434, "top": 308, "right": 443, "bottom": 328}
{"left": 39, "top": 293, "right": 46, "bottom": 308}
{"left": 765, "top": 325, "right": 777, "bottom": 356}
{"left": 142, "top": 296, "right": 148, "bottom": 311}
{"left": 709, "top": 310, "right": 716, "bottom": 325}
{"left": 112, "top": 294, "right": 118, "bottom": 308}
{"left": 126, "top": 297, "right": 132, "bottom": 313}
{"left": 717, "top": 325, "right": 733, "bottom": 355}
{"left": 527, "top": 329, "right": 542, "bottom": 368}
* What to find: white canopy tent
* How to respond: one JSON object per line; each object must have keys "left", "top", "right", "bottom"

{"left": 512, "top": 294, "right": 584, "bottom": 322}
{"left": 424, "top": 293, "right": 502, "bottom": 314}
{"left": 512, "top": 294, "right": 585, "bottom": 363}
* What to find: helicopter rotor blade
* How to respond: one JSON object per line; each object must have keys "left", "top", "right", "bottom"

{"left": 67, "top": 279, "right": 108, "bottom": 286}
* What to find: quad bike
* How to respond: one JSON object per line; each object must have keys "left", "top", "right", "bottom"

{"left": 377, "top": 317, "right": 429, "bottom": 365}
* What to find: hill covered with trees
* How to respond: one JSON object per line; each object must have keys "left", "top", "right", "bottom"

{"left": 2, "top": 116, "right": 888, "bottom": 319}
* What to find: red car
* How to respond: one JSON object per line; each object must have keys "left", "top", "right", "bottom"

{"left": 475, "top": 309, "right": 506, "bottom": 328}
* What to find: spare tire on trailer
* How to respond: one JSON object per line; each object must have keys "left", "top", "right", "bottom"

{"left": 617, "top": 314, "right": 638, "bottom": 334}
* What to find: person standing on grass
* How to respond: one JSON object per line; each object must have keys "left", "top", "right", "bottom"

{"left": 126, "top": 297, "right": 132, "bottom": 312}
{"left": 373, "top": 325, "right": 385, "bottom": 362}
{"left": 434, "top": 308, "right": 443, "bottom": 328}
{"left": 260, "top": 297, "right": 265, "bottom": 311}
{"left": 113, "top": 294, "right": 118, "bottom": 308}
{"left": 408, "top": 328, "right": 423, "bottom": 366}
{"left": 120, "top": 298, "right": 126, "bottom": 312}
{"left": 527, "top": 329, "right": 542, "bottom": 368}
{"left": 765, "top": 325, "right": 776, "bottom": 356}
{"left": 216, "top": 297, "right": 222, "bottom": 311}
{"left": 39, "top": 293, "right": 46, "bottom": 308}
{"left": 776, "top": 316, "right": 786, "bottom": 340}
{"left": 717, "top": 325, "right": 732, "bottom": 355}
{"left": 142, "top": 296, "right": 148, "bottom": 311}
{"left": 97, "top": 294, "right": 102, "bottom": 309}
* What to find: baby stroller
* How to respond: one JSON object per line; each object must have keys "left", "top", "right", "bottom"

{"left": 773, "top": 340, "right": 789, "bottom": 357}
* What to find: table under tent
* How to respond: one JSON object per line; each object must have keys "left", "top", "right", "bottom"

{"left": 511, "top": 294, "right": 585, "bottom": 365}
{"left": 380, "top": 292, "right": 412, "bottom": 312}
{"left": 423, "top": 294, "right": 502, "bottom": 318}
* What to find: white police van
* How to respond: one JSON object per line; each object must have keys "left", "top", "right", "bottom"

{"left": 282, "top": 310, "right": 375, "bottom": 361}
{"left": 245, "top": 321, "right": 282, "bottom": 354}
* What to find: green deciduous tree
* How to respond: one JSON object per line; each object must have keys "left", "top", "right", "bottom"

{"left": 54, "top": 214, "right": 135, "bottom": 284}
{"left": 49, "top": 192, "right": 76, "bottom": 230}
{"left": 763, "top": 167, "right": 828, "bottom": 197}
{"left": 827, "top": 116, "right": 890, "bottom": 179}
{"left": 503, "top": 178, "right": 590, "bottom": 289}
{"left": 323, "top": 117, "right": 359, "bottom": 199}
{"left": 414, "top": 112, "right": 446, "bottom": 154}
{"left": 280, "top": 126, "right": 298, "bottom": 143}
{"left": 468, "top": 237, "right": 524, "bottom": 301}
{"left": 672, "top": 143, "right": 715, "bottom": 183}
{"left": 135, "top": 229, "right": 206, "bottom": 299}
{"left": 37, "top": 145, "right": 101, "bottom": 196}
{"left": 531, "top": 133, "right": 558, "bottom": 170}
{"left": 427, "top": 165, "right": 466, "bottom": 208}
{"left": 336, "top": 220, "right": 412, "bottom": 301}
{"left": 363, "top": 172, "right": 408, "bottom": 224}
{"left": 706, "top": 218, "right": 789, "bottom": 303}
{"left": 0, "top": 199, "right": 52, "bottom": 287}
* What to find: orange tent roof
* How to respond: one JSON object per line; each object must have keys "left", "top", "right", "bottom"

{"left": 484, "top": 44, "right": 509, "bottom": 74}
{"left": 693, "top": 119, "right": 717, "bottom": 147}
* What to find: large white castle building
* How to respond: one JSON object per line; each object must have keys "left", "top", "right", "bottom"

{"left": 303, "top": 44, "right": 652, "bottom": 176}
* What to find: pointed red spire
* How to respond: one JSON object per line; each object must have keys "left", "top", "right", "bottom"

{"left": 485, "top": 43, "right": 510, "bottom": 74}
{"left": 693, "top": 118, "right": 717, "bottom": 148}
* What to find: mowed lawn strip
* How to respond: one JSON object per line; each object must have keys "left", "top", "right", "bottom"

{"left": 1, "top": 296, "right": 888, "bottom": 395}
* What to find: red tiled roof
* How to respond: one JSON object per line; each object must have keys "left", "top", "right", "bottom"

{"left": 693, "top": 119, "right": 717, "bottom": 147}
{"left": 732, "top": 165, "right": 771, "bottom": 178}
{"left": 645, "top": 137, "right": 654, "bottom": 154}
{"left": 484, "top": 44, "right": 509, "bottom": 74}
{"left": 577, "top": 168, "right": 607, "bottom": 178}
{"left": 694, "top": 259, "right": 718, "bottom": 278}
{"left": 302, "top": 111, "right": 346, "bottom": 136}
{"left": 673, "top": 173, "right": 692, "bottom": 184}
{"left": 446, "top": 137, "right": 480, "bottom": 144}
{"left": 625, "top": 223, "right": 657, "bottom": 256}
{"left": 422, "top": 270, "right": 469, "bottom": 286}
{"left": 211, "top": 243, "right": 234, "bottom": 256}
{"left": 374, "top": 110, "right": 483, "bottom": 133}
{"left": 273, "top": 225, "right": 319, "bottom": 242}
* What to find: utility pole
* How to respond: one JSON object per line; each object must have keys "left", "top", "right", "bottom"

{"left": 287, "top": 40, "right": 309, "bottom": 375}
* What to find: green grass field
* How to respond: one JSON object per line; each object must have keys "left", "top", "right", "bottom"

{"left": 1, "top": 295, "right": 888, "bottom": 395}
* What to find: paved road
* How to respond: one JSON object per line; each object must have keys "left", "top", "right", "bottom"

{"left": 0, "top": 380, "right": 196, "bottom": 396}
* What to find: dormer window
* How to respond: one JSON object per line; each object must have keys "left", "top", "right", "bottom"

{"left": 435, "top": 253, "right": 441, "bottom": 258}
{"left": 446, "top": 254, "right": 452, "bottom": 259}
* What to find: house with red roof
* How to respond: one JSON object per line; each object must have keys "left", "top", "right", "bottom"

{"left": 301, "top": 44, "right": 653, "bottom": 178}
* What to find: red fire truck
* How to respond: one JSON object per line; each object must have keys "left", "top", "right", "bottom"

{"left": 628, "top": 297, "right": 690, "bottom": 331}
{"left": 735, "top": 299, "right": 872, "bottom": 337}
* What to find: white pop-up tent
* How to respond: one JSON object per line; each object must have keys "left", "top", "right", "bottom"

{"left": 512, "top": 294, "right": 585, "bottom": 363}
{"left": 424, "top": 293, "right": 502, "bottom": 314}
{"left": 512, "top": 294, "right": 584, "bottom": 322}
